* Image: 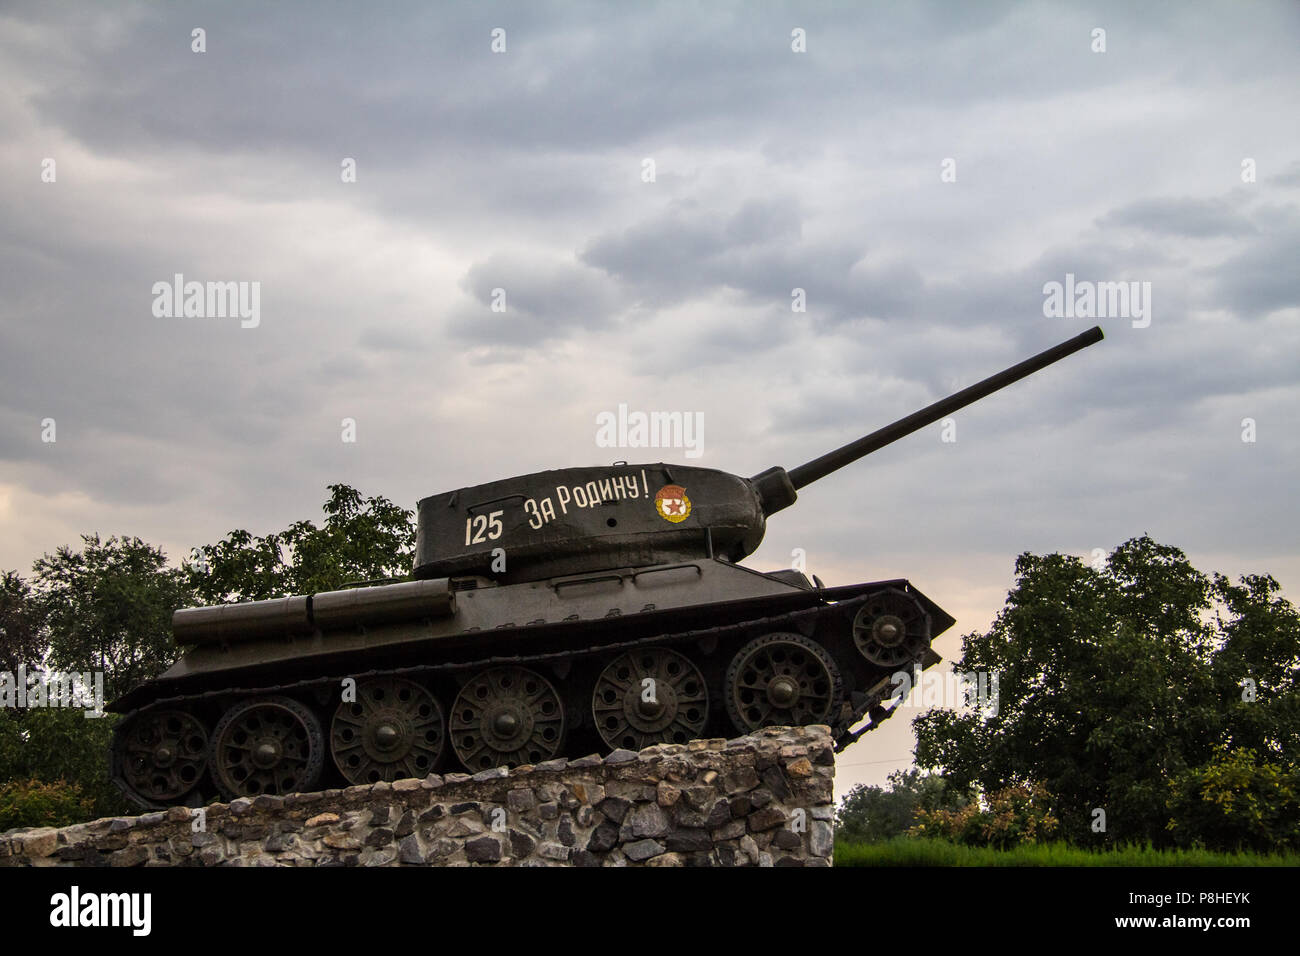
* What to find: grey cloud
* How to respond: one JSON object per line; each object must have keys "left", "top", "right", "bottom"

{"left": 357, "top": 326, "right": 432, "bottom": 353}
{"left": 578, "top": 194, "right": 936, "bottom": 329}
{"left": 448, "top": 252, "right": 623, "bottom": 345}
{"left": 579, "top": 197, "right": 805, "bottom": 305}
{"left": 1210, "top": 207, "right": 1300, "bottom": 317}
{"left": 1272, "top": 161, "right": 1300, "bottom": 187}
{"left": 1098, "top": 196, "right": 1257, "bottom": 238}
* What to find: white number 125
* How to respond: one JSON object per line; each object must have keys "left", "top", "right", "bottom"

{"left": 465, "top": 510, "right": 504, "bottom": 546}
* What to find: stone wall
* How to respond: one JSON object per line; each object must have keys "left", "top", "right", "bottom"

{"left": 0, "top": 725, "right": 835, "bottom": 867}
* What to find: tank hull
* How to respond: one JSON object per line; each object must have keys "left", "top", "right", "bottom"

{"left": 108, "top": 560, "right": 951, "bottom": 808}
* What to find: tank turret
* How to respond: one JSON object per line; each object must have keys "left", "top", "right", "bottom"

{"left": 413, "top": 326, "right": 1104, "bottom": 583}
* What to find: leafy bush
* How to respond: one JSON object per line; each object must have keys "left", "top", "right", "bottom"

{"left": 0, "top": 778, "right": 94, "bottom": 831}
{"left": 910, "top": 782, "right": 1059, "bottom": 848}
{"left": 1166, "top": 747, "right": 1300, "bottom": 853}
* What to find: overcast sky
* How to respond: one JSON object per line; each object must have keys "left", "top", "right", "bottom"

{"left": 1, "top": 1, "right": 1297, "bottom": 793}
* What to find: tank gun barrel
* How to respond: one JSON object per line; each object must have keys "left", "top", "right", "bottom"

{"left": 751, "top": 326, "right": 1103, "bottom": 515}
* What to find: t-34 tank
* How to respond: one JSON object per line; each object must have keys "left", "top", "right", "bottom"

{"left": 109, "top": 327, "right": 1103, "bottom": 808}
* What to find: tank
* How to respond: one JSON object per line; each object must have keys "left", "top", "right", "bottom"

{"left": 109, "top": 326, "right": 1104, "bottom": 808}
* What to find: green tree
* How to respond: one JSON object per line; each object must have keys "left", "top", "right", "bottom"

{"left": 914, "top": 536, "right": 1300, "bottom": 848}
{"left": 31, "top": 535, "right": 193, "bottom": 701}
{"left": 188, "top": 484, "right": 415, "bottom": 604}
{"left": 1209, "top": 572, "right": 1300, "bottom": 758}
{"left": 836, "top": 768, "right": 970, "bottom": 844}
{"left": 1, "top": 565, "right": 135, "bottom": 820}
{"left": 0, "top": 570, "right": 47, "bottom": 674}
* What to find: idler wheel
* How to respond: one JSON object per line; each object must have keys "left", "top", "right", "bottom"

{"left": 210, "top": 696, "right": 325, "bottom": 800}
{"left": 725, "top": 633, "right": 843, "bottom": 734}
{"left": 114, "top": 709, "right": 209, "bottom": 806}
{"left": 449, "top": 666, "right": 564, "bottom": 771}
{"left": 592, "top": 647, "right": 708, "bottom": 750}
{"left": 331, "top": 677, "right": 445, "bottom": 785}
{"left": 852, "top": 588, "right": 932, "bottom": 668}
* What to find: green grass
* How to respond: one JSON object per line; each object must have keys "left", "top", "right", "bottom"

{"left": 834, "top": 836, "right": 1300, "bottom": 867}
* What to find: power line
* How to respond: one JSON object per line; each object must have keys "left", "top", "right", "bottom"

{"left": 836, "top": 755, "right": 913, "bottom": 768}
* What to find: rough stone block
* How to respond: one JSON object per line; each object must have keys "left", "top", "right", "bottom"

{"left": 711, "top": 819, "right": 746, "bottom": 841}
{"left": 538, "top": 841, "right": 571, "bottom": 861}
{"left": 623, "top": 839, "right": 665, "bottom": 862}
{"left": 509, "top": 829, "right": 536, "bottom": 858}
{"left": 426, "top": 838, "right": 458, "bottom": 861}
{"left": 786, "top": 757, "right": 814, "bottom": 777}
{"left": 586, "top": 823, "right": 619, "bottom": 854}
{"left": 705, "top": 798, "right": 732, "bottom": 829}
{"left": 665, "top": 829, "right": 712, "bottom": 853}
{"left": 656, "top": 782, "right": 682, "bottom": 807}
{"left": 398, "top": 834, "right": 423, "bottom": 864}
{"left": 16, "top": 829, "right": 58, "bottom": 858}
{"left": 810, "top": 820, "right": 834, "bottom": 857}
{"left": 507, "top": 788, "right": 536, "bottom": 813}
{"left": 622, "top": 803, "right": 670, "bottom": 840}
{"left": 323, "top": 833, "right": 363, "bottom": 851}
{"left": 723, "top": 768, "right": 760, "bottom": 792}
{"left": 596, "top": 796, "right": 631, "bottom": 823}
{"left": 464, "top": 836, "right": 502, "bottom": 863}
{"left": 749, "top": 807, "right": 786, "bottom": 832}
{"left": 772, "top": 828, "right": 803, "bottom": 850}
{"left": 361, "top": 846, "right": 398, "bottom": 866}
{"left": 394, "top": 810, "right": 417, "bottom": 838}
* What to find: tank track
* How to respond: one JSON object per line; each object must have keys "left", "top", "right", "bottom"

{"left": 111, "top": 597, "right": 914, "bottom": 810}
